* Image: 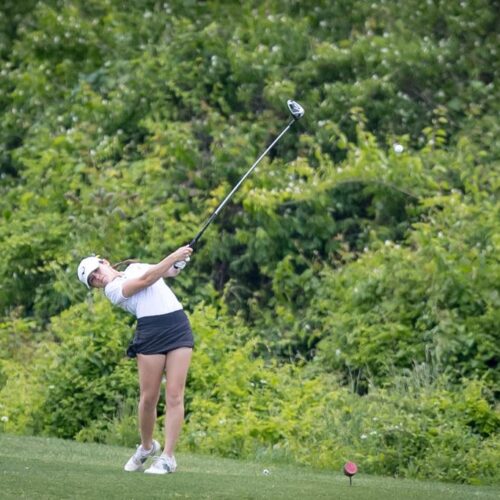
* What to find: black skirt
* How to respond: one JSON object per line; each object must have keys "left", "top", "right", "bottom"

{"left": 127, "top": 309, "right": 194, "bottom": 358}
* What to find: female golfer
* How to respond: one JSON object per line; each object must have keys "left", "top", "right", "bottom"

{"left": 77, "top": 244, "right": 193, "bottom": 474}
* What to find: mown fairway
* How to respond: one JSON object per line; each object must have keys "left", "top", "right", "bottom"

{"left": 1, "top": 435, "right": 498, "bottom": 499}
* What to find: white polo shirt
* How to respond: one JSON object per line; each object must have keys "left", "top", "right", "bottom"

{"left": 104, "top": 263, "right": 182, "bottom": 318}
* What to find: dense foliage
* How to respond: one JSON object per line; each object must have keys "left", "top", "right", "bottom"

{"left": 1, "top": 0, "right": 498, "bottom": 484}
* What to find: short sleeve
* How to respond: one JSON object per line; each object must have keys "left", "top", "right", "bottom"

{"left": 104, "top": 277, "right": 126, "bottom": 305}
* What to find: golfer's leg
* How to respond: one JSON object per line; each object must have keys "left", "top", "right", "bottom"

{"left": 137, "top": 354, "right": 165, "bottom": 449}
{"left": 164, "top": 347, "right": 192, "bottom": 456}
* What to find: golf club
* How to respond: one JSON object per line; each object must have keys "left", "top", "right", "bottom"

{"left": 174, "top": 99, "right": 305, "bottom": 269}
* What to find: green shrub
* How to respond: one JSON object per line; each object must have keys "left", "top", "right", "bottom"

{"left": 39, "top": 297, "right": 138, "bottom": 438}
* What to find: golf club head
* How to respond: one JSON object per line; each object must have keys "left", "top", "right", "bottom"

{"left": 287, "top": 100, "right": 305, "bottom": 120}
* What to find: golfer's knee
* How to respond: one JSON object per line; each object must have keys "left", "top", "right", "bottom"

{"left": 140, "top": 391, "right": 159, "bottom": 410}
{"left": 166, "top": 389, "right": 184, "bottom": 409}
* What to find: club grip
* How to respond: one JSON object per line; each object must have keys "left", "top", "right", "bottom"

{"left": 173, "top": 257, "right": 190, "bottom": 270}
{"left": 173, "top": 239, "right": 196, "bottom": 270}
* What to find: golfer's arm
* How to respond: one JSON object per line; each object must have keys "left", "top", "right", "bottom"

{"left": 164, "top": 266, "right": 181, "bottom": 278}
{"left": 121, "top": 255, "right": 178, "bottom": 297}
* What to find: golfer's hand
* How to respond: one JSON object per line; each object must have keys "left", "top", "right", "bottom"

{"left": 165, "top": 266, "right": 182, "bottom": 278}
{"left": 171, "top": 245, "right": 193, "bottom": 271}
{"left": 172, "top": 245, "right": 193, "bottom": 262}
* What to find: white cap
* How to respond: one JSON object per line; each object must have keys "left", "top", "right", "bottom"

{"left": 77, "top": 256, "right": 101, "bottom": 288}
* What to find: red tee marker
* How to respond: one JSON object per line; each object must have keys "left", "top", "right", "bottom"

{"left": 343, "top": 461, "right": 358, "bottom": 486}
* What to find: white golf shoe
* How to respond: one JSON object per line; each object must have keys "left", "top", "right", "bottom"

{"left": 144, "top": 454, "right": 177, "bottom": 474}
{"left": 124, "top": 440, "right": 161, "bottom": 472}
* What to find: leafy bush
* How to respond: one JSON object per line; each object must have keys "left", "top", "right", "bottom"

{"left": 39, "top": 297, "right": 137, "bottom": 438}
{"left": 312, "top": 189, "right": 499, "bottom": 390}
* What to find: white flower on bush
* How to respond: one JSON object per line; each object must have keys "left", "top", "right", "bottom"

{"left": 360, "top": 434, "right": 368, "bottom": 440}
{"left": 1, "top": 416, "right": 8, "bottom": 422}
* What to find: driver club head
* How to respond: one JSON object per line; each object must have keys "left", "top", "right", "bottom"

{"left": 287, "top": 99, "right": 305, "bottom": 120}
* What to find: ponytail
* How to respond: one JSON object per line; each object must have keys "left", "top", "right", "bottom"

{"left": 112, "top": 259, "right": 139, "bottom": 270}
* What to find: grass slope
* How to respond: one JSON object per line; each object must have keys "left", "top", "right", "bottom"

{"left": 0, "top": 435, "right": 498, "bottom": 499}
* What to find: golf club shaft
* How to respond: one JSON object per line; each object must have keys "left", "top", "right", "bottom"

{"left": 189, "top": 117, "right": 295, "bottom": 248}
{"left": 174, "top": 100, "right": 304, "bottom": 269}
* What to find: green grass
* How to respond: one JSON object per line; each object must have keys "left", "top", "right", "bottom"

{"left": 0, "top": 435, "right": 498, "bottom": 499}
